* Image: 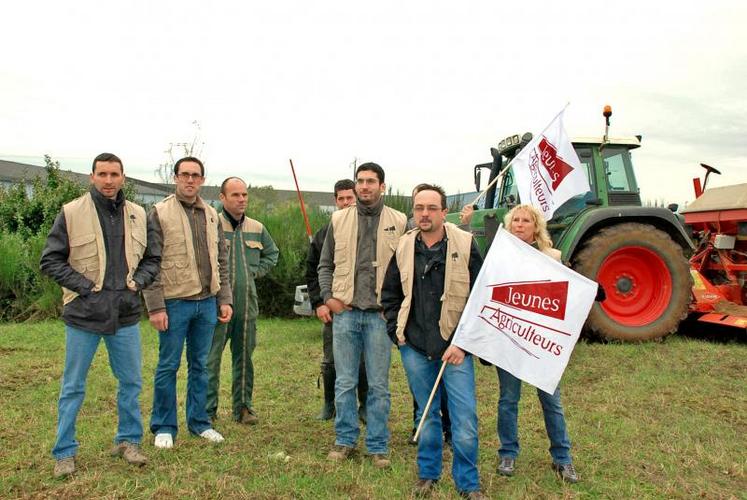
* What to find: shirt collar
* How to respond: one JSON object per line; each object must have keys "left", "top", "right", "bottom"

{"left": 222, "top": 209, "right": 244, "bottom": 230}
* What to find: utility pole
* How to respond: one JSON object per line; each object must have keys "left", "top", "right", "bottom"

{"left": 349, "top": 156, "right": 358, "bottom": 178}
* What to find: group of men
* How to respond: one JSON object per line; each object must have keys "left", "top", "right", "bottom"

{"left": 304, "top": 163, "right": 486, "bottom": 498}
{"left": 41, "top": 154, "right": 572, "bottom": 498}
{"left": 41, "top": 154, "right": 278, "bottom": 478}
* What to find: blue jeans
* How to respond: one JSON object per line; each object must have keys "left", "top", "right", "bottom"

{"left": 52, "top": 323, "right": 142, "bottom": 459}
{"left": 497, "top": 367, "right": 572, "bottom": 464}
{"left": 332, "top": 309, "right": 391, "bottom": 454}
{"left": 400, "top": 345, "right": 480, "bottom": 493}
{"left": 151, "top": 297, "right": 217, "bottom": 438}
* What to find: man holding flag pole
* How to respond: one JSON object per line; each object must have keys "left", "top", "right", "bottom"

{"left": 381, "top": 184, "right": 485, "bottom": 498}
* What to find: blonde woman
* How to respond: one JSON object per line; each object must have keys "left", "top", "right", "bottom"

{"left": 496, "top": 204, "right": 578, "bottom": 483}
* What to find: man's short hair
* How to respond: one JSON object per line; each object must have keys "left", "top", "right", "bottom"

{"left": 174, "top": 156, "right": 205, "bottom": 176}
{"left": 413, "top": 183, "right": 447, "bottom": 210}
{"left": 92, "top": 152, "right": 123, "bottom": 173}
{"left": 220, "top": 176, "right": 246, "bottom": 195}
{"left": 333, "top": 179, "right": 355, "bottom": 196}
{"left": 355, "top": 162, "right": 385, "bottom": 183}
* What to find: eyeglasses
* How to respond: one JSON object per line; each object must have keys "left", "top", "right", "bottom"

{"left": 176, "top": 172, "right": 204, "bottom": 181}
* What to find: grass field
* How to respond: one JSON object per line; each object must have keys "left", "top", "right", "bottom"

{"left": 0, "top": 318, "right": 744, "bottom": 499}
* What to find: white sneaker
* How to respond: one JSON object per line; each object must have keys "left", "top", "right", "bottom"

{"left": 154, "top": 433, "right": 173, "bottom": 449}
{"left": 199, "top": 428, "right": 225, "bottom": 443}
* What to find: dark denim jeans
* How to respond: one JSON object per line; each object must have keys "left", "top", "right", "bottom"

{"left": 401, "top": 345, "right": 480, "bottom": 493}
{"left": 497, "top": 367, "right": 572, "bottom": 464}
{"left": 150, "top": 297, "right": 217, "bottom": 438}
{"left": 52, "top": 323, "right": 142, "bottom": 459}
{"left": 332, "top": 308, "right": 391, "bottom": 454}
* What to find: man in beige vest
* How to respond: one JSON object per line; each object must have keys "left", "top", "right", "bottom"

{"left": 40, "top": 153, "right": 161, "bottom": 478}
{"left": 142, "top": 157, "right": 233, "bottom": 449}
{"left": 380, "top": 184, "right": 485, "bottom": 498}
{"left": 317, "top": 162, "right": 407, "bottom": 468}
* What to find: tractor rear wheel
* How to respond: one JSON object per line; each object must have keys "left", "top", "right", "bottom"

{"left": 573, "top": 222, "right": 691, "bottom": 341}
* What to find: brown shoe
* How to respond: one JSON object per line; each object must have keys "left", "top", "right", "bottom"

{"left": 239, "top": 407, "right": 259, "bottom": 425}
{"left": 327, "top": 445, "right": 355, "bottom": 461}
{"left": 53, "top": 457, "right": 75, "bottom": 478}
{"left": 111, "top": 442, "right": 147, "bottom": 467}
{"left": 413, "top": 478, "right": 437, "bottom": 497}
{"left": 370, "top": 453, "right": 391, "bottom": 469}
{"left": 459, "top": 491, "right": 486, "bottom": 499}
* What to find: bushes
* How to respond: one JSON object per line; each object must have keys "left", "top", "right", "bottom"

{"left": 0, "top": 156, "right": 87, "bottom": 238}
{"left": 252, "top": 199, "right": 330, "bottom": 318}
{"left": 0, "top": 157, "right": 86, "bottom": 320}
{"left": 0, "top": 166, "right": 413, "bottom": 320}
{"left": 0, "top": 232, "right": 60, "bottom": 321}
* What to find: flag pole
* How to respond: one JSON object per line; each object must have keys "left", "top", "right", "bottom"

{"left": 289, "top": 159, "right": 313, "bottom": 243}
{"left": 410, "top": 360, "right": 448, "bottom": 444}
{"left": 468, "top": 103, "right": 571, "bottom": 208}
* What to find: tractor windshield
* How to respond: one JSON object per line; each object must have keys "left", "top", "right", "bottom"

{"left": 498, "top": 145, "right": 595, "bottom": 223}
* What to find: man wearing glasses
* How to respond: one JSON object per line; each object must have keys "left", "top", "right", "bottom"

{"left": 143, "top": 157, "right": 233, "bottom": 449}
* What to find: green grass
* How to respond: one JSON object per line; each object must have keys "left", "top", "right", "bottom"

{"left": 0, "top": 319, "right": 745, "bottom": 499}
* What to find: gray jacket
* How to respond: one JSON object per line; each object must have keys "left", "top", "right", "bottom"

{"left": 40, "top": 187, "right": 161, "bottom": 334}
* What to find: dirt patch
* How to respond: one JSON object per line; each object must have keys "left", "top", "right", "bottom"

{"left": 0, "top": 361, "right": 57, "bottom": 392}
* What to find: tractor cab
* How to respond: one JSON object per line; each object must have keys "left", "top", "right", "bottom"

{"left": 464, "top": 133, "right": 645, "bottom": 252}
{"left": 450, "top": 106, "right": 694, "bottom": 342}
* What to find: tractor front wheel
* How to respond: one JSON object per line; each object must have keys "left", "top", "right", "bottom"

{"left": 573, "top": 223, "right": 691, "bottom": 341}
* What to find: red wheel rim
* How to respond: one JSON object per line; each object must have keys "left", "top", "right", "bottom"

{"left": 597, "top": 246, "right": 672, "bottom": 327}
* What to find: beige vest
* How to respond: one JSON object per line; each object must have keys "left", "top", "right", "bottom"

{"left": 394, "top": 222, "right": 473, "bottom": 343}
{"left": 330, "top": 204, "right": 407, "bottom": 305}
{"left": 155, "top": 194, "right": 220, "bottom": 299}
{"left": 61, "top": 192, "right": 147, "bottom": 305}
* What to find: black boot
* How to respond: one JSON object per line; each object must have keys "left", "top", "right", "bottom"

{"left": 317, "top": 362, "right": 336, "bottom": 420}
{"left": 357, "top": 359, "right": 368, "bottom": 424}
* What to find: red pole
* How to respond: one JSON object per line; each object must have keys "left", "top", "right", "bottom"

{"left": 289, "top": 159, "right": 313, "bottom": 242}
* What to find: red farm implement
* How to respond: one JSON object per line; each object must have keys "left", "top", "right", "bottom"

{"left": 681, "top": 164, "right": 747, "bottom": 330}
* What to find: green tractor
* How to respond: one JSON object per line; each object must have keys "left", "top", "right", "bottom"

{"left": 450, "top": 108, "right": 693, "bottom": 342}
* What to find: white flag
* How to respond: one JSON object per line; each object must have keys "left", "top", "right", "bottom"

{"left": 452, "top": 228, "right": 597, "bottom": 394}
{"left": 511, "top": 109, "right": 589, "bottom": 220}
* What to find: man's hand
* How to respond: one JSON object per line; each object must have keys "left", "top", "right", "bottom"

{"left": 218, "top": 304, "right": 233, "bottom": 323}
{"left": 460, "top": 204, "right": 475, "bottom": 225}
{"left": 442, "top": 345, "right": 466, "bottom": 365}
{"left": 316, "top": 305, "right": 333, "bottom": 323}
{"left": 326, "top": 298, "right": 351, "bottom": 315}
{"left": 149, "top": 310, "right": 168, "bottom": 332}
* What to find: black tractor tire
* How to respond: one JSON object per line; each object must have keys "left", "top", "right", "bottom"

{"left": 573, "top": 222, "right": 691, "bottom": 342}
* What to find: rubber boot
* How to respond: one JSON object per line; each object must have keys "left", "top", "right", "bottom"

{"left": 317, "top": 362, "right": 336, "bottom": 420}
{"left": 357, "top": 359, "right": 368, "bottom": 424}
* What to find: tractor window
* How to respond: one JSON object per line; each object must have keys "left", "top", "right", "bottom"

{"left": 575, "top": 147, "right": 594, "bottom": 196}
{"left": 499, "top": 170, "right": 519, "bottom": 207}
{"left": 603, "top": 148, "right": 633, "bottom": 191}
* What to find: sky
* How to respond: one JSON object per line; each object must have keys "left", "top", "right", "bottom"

{"left": 2, "top": 1, "right": 746, "bottom": 206}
